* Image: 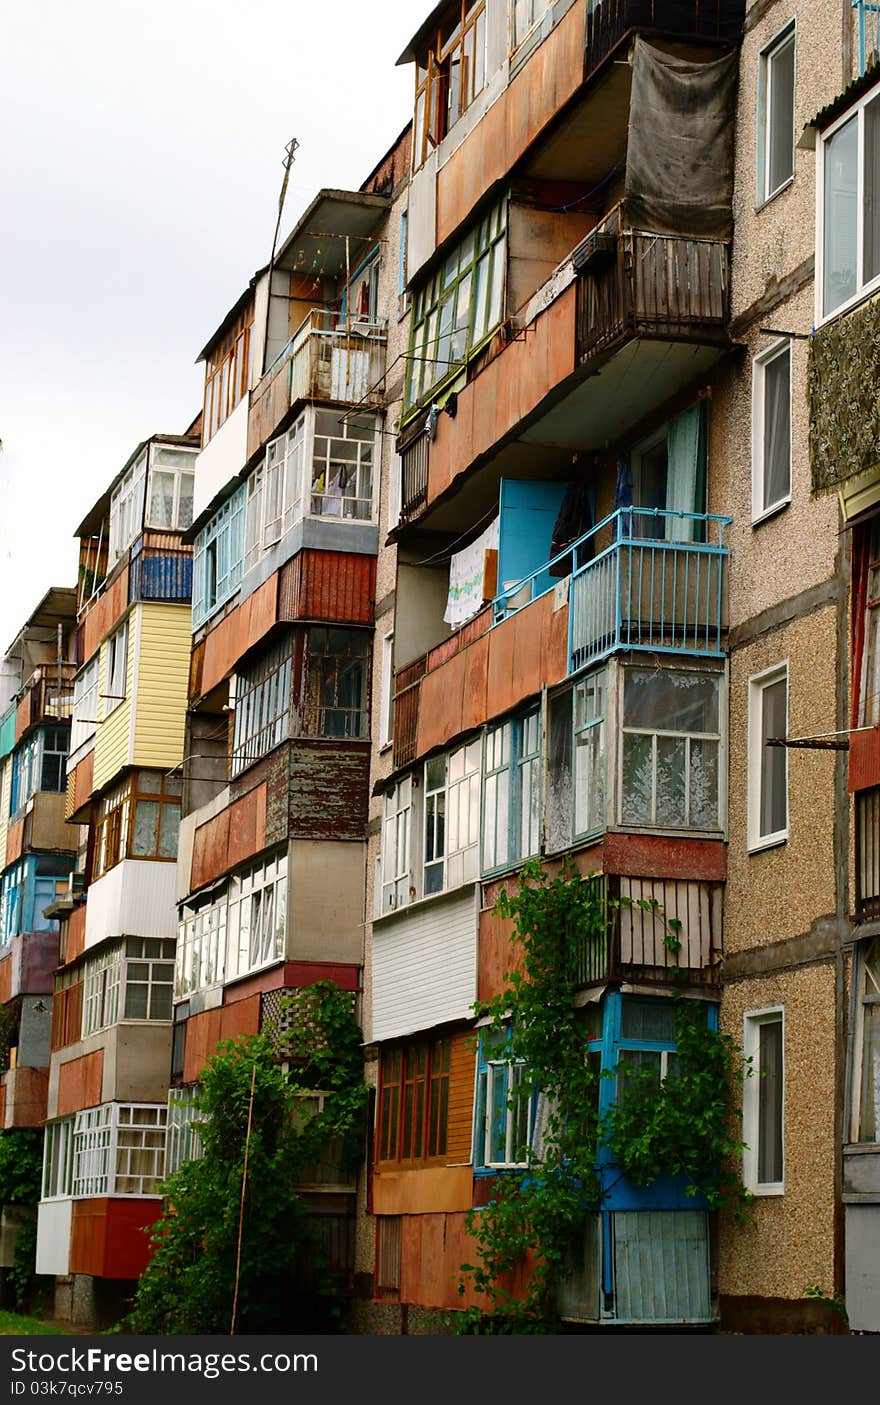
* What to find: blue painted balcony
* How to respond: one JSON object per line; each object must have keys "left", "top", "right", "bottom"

{"left": 493, "top": 507, "right": 730, "bottom": 676}
{"left": 855, "top": 1, "right": 880, "bottom": 74}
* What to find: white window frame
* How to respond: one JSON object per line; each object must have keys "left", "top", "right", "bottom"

{"left": 381, "top": 777, "right": 412, "bottom": 913}
{"left": 176, "top": 890, "right": 228, "bottom": 998}
{"left": 482, "top": 1059, "right": 533, "bottom": 1170}
{"left": 817, "top": 81, "right": 880, "bottom": 324}
{"left": 103, "top": 621, "right": 128, "bottom": 716}
{"left": 42, "top": 1117, "right": 75, "bottom": 1200}
{"left": 164, "top": 1086, "right": 206, "bottom": 1178}
{"left": 109, "top": 449, "right": 147, "bottom": 563}
{"left": 145, "top": 445, "right": 196, "bottom": 533}
{"left": 225, "top": 850, "right": 288, "bottom": 982}
{"left": 743, "top": 1007, "right": 785, "bottom": 1194}
{"left": 511, "top": 0, "right": 548, "bottom": 52}
{"left": 71, "top": 656, "right": 100, "bottom": 756}
{"left": 757, "top": 20, "right": 796, "bottom": 206}
{"left": 618, "top": 666, "right": 724, "bottom": 834}
{"left": 747, "top": 662, "right": 789, "bottom": 852}
{"left": 423, "top": 739, "right": 481, "bottom": 897}
{"left": 851, "top": 935, "right": 880, "bottom": 1144}
{"left": 751, "top": 338, "right": 792, "bottom": 524}
{"left": 379, "top": 630, "right": 394, "bottom": 749}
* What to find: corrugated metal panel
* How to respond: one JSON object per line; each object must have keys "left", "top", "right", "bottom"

{"left": 132, "top": 604, "right": 191, "bottom": 769}
{"left": 131, "top": 552, "right": 193, "bottom": 603}
{"left": 83, "top": 859, "right": 178, "bottom": 950}
{"left": 371, "top": 888, "right": 478, "bottom": 1042}
{"left": 279, "top": 550, "right": 376, "bottom": 626}
{"left": 613, "top": 1210, "right": 711, "bottom": 1323}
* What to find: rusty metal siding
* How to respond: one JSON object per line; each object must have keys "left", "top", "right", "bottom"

{"left": 278, "top": 550, "right": 376, "bottom": 626}
{"left": 288, "top": 741, "right": 370, "bottom": 840}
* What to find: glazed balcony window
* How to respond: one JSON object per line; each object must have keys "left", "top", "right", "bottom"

{"left": 412, "top": 0, "right": 487, "bottom": 171}
{"left": 377, "top": 1037, "right": 451, "bottom": 1163}
{"left": 404, "top": 199, "right": 506, "bottom": 413}
{"left": 10, "top": 724, "right": 69, "bottom": 813}
{"left": 621, "top": 668, "right": 721, "bottom": 832}
{"left": 853, "top": 937, "right": 880, "bottom": 1143}
{"left": 92, "top": 771, "right": 182, "bottom": 879}
{"left": 81, "top": 937, "right": 175, "bottom": 1036}
{"left": 819, "top": 85, "right": 880, "bottom": 318}
{"left": 71, "top": 1102, "right": 168, "bottom": 1197}
{"left": 482, "top": 708, "right": 541, "bottom": 874}
{"left": 203, "top": 302, "right": 253, "bottom": 446}
{"left": 191, "top": 482, "right": 246, "bottom": 630}
{"left": 70, "top": 657, "right": 99, "bottom": 754}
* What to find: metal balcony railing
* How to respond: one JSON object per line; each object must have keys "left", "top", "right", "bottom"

{"left": 574, "top": 204, "right": 729, "bottom": 364}
{"left": 20, "top": 664, "right": 76, "bottom": 726}
{"left": 492, "top": 507, "right": 730, "bottom": 674}
{"left": 585, "top": 0, "right": 746, "bottom": 75}
{"left": 399, "top": 430, "right": 429, "bottom": 524}
{"left": 268, "top": 307, "right": 386, "bottom": 409}
{"left": 855, "top": 2, "right": 880, "bottom": 74}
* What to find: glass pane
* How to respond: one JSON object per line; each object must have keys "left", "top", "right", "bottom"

{"left": 148, "top": 471, "right": 176, "bottom": 529}
{"left": 859, "top": 1002, "right": 880, "bottom": 1142}
{"left": 823, "top": 115, "right": 858, "bottom": 315}
{"left": 760, "top": 677, "right": 787, "bottom": 837}
{"left": 768, "top": 35, "right": 795, "bottom": 194}
{"left": 689, "top": 738, "right": 719, "bottom": 828}
{"left": 621, "top": 1000, "right": 676, "bottom": 1041}
{"left": 655, "top": 735, "right": 686, "bottom": 826}
{"left": 623, "top": 670, "right": 719, "bottom": 734}
{"left": 758, "top": 1019, "right": 784, "bottom": 1183}
{"left": 762, "top": 345, "right": 791, "bottom": 511}
{"left": 124, "top": 984, "right": 148, "bottom": 1019}
{"left": 159, "top": 803, "right": 181, "bottom": 859}
{"left": 867, "top": 97, "right": 880, "bottom": 286}
{"left": 621, "top": 733, "right": 654, "bottom": 825}
{"left": 132, "top": 801, "right": 159, "bottom": 856}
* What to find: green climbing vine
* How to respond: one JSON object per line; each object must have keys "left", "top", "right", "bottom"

{"left": 0, "top": 1127, "right": 44, "bottom": 1310}
{"left": 454, "top": 859, "right": 749, "bottom": 1333}
{"left": 125, "top": 980, "right": 366, "bottom": 1334}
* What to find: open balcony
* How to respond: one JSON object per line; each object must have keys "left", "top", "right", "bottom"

{"left": 574, "top": 203, "right": 729, "bottom": 367}
{"left": 585, "top": 0, "right": 746, "bottom": 80}
{"left": 494, "top": 507, "right": 730, "bottom": 674}
{"left": 248, "top": 308, "right": 386, "bottom": 460}
{"left": 15, "top": 664, "right": 75, "bottom": 740}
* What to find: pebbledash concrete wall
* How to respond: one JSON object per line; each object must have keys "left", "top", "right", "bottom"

{"left": 712, "top": 0, "right": 854, "bottom": 1326}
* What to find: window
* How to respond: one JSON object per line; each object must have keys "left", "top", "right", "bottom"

{"left": 82, "top": 943, "right": 123, "bottom": 1036}
{"left": 512, "top": 0, "right": 547, "bottom": 49}
{"left": 176, "top": 888, "right": 228, "bottom": 997}
{"left": 146, "top": 446, "right": 196, "bottom": 532}
{"left": 71, "top": 1103, "right": 168, "bottom": 1197}
{"left": 109, "top": 450, "right": 147, "bottom": 562}
{"left": 164, "top": 1086, "right": 206, "bottom": 1177}
{"left": 42, "top": 1118, "right": 75, "bottom": 1199}
{"left": 752, "top": 339, "right": 792, "bottom": 521}
{"left": 203, "top": 302, "right": 253, "bottom": 446}
{"left": 122, "top": 936, "right": 175, "bottom": 1020}
{"left": 405, "top": 200, "right": 506, "bottom": 411}
{"left": 1, "top": 856, "right": 71, "bottom": 945}
{"left": 381, "top": 777, "right": 412, "bottom": 914}
{"left": 93, "top": 772, "right": 182, "bottom": 878}
{"left": 231, "top": 634, "right": 293, "bottom": 775}
{"left": 743, "top": 1009, "right": 785, "bottom": 1192}
{"left": 475, "top": 1030, "right": 534, "bottom": 1170}
{"left": 71, "top": 657, "right": 99, "bottom": 754}
{"left": 303, "top": 627, "right": 370, "bottom": 739}
{"left": 621, "top": 669, "right": 722, "bottom": 830}
{"left": 377, "top": 1037, "right": 451, "bottom": 1162}
{"left": 379, "top": 631, "right": 394, "bottom": 748}
{"left": 9, "top": 728, "right": 67, "bottom": 813}
{"left": 573, "top": 673, "right": 606, "bottom": 839}
{"left": 226, "top": 850, "right": 288, "bottom": 982}
{"left": 854, "top": 938, "right": 880, "bottom": 1143}
{"left": 103, "top": 621, "right": 128, "bottom": 715}
{"left": 758, "top": 23, "right": 796, "bottom": 203}
{"left": 819, "top": 89, "right": 880, "bottom": 318}
{"left": 192, "top": 483, "right": 246, "bottom": 630}
{"left": 412, "top": 1, "right": 487, "bottom": 170}
{"left": 310, "top": 410, "right": 375, "bottom": 521}
{"left": 51, "top": 967, "right": 84, "bottom": 1050}
{"left": 266, "top": 416, "right": 306, "bottom": 543}
{"left": 424, "top": 739, "right": 481, "bottom": 895}
{"left": 748, "top": 664, "right": 788, "bottom": 850}
{"left": 857, "top": 518, "right": 880, "bottom": 727}
{"left": 482, "top": 709, "right": 542, "bottom": 873}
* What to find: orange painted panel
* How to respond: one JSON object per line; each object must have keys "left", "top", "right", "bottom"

{"left": 70, "top": 1199, "right": 156, "bottom": 1280}
{"left": 80, "top": 569, "right": 130, "bottom": 666}
{"left": 280, "top": 550, "right": 376, "bottom": 626}
{"left": 190, "top": 782, "right": 268, "bottom": 892}
{"left": 460, "top": 633, "right": 490, "bottom": 735}
{"left": 200, "top": 578, "right": 278, "bottom": 700}
{"left": 0, "top": 956, "right": 11, "bottom": 1005}
{"left": 2, "top": 1066, "right": 49, "bottom": 1128}
{"left": 56, "top": 1050, "right": 104, "bottom": 1117}
{"left": 398, "top": 1210, "right": 537, "bottom": 1312}
{"left": 850, "top": 726, "right": 880, "bottom": 792}
{"left": 446, "top": 1030, "right": 476, "bottom": 1163}
{"left": 478, "top": 907, "right": 525, "bottom": 1006}
{"left": 435, "top": 3, "right": 585, "bottom": 248}
{"left": 417, "top": 652, "right": 466, "bottom": 757}
{"left": 181, "top": 994, "right": 261, "bottom": 1084}
{"left": 371, "top": 1166, "right": 473, "bottom": 1216}
{"left": 427, "top": 287, "right": 577, "bottom": 508}
{"left": 5, "top": 817, "right": 24, "bottom": 867}
{"left": 65, "top": 904, "right": 87, "bottom": 964}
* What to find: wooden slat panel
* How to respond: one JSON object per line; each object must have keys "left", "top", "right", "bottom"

{"left": 446, "top": 1030, "right": 476, "bottom": 1163}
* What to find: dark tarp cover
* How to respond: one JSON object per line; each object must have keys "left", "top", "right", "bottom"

{"left": 624, "top": 37, "right": 737, "bottom": 240}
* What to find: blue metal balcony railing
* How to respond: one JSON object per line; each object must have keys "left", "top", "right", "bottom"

{"left": 855, "top": 2, "right": 880, "bottom": 74}
{"left": 492, "top": 507, "right": 730, "bottom": 675}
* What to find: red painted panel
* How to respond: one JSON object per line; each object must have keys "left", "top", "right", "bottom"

{"left": 80, "top": 570, "right": 129, "bottom": 667}
{"left": 65, "top": 905, "right": 87, "bottom": 963}
{"left": 0, "top": 956, "right": 11, "bottom": 1005}
{"left": 279, "top": 550, "right": 376, "bottom": 626}
{"left": 70, "top": 1198, "right": 162, "bottom": 1279}
{"left": 603, "top": 831, "right": 727, "bottom": 882}
{"left": 850, "top": 727, "right": 880, "bottom": 792}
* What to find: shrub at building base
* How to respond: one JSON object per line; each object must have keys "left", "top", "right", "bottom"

{"left": 125, "top": 983, "right": 366, "bottom": 1334}
{"left": 0, "top": 1128, "right": 45, "bottom": 1312}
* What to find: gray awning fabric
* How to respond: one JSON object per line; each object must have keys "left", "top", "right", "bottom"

{"left": 624, "top": 38, "right": 737, "bottom": 240}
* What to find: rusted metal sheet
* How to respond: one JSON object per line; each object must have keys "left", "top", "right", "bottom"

{"left": 79, "top": 568, "right": 129, "bottom": 665}
{"left": 56, "top": 1049, "right": 104, "bottom": 1117}
{"left": 0, "top": 956, "right": 11, "bottom": 1004}
{"left": 279, "top": 550, "right": 376, "bottom": 626}
{"left": 14, "top": 929, "right": 59, "bottom": 996}
{"left": 2, "top": 1066, "right": 49, "bottom": 1128}
{"left": 190, "top": 783, "right": 268, "bottom": 892}
{"left": 64, "top": 905, "right": 87, "bottom": 964}
{"left": 182, "top": 995, "right": 261, "bottom": 1084}
{"left": 5, "top": 817, "right": 24, "bottom": 867}
{"left": 199, "top": 577, "right": 278, "bottom": 701}
{"left": 850, "top": 727, "right": 880, "bottom": 793}
{"left": 129, "top": 548, "right": 192, "bottom": 604}
{"left": 288, "top": 741, "right": 369, "bottom": 840}
{"left": 603, "top": 832, "right": 727, "bottom": 883}
{"left": 70, "top": 1198, "right": 162, "bottom": 1280}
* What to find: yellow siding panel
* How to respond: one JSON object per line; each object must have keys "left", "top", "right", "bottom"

{"left": 132, "top": 604, "right": 190, "bottom": 770}
{"left": 92, "top": 616, "right": 134, "bottom": 794}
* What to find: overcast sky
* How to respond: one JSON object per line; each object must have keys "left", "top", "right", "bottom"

{"left": 0, "top": 0, "right": 417, "bottom": 653}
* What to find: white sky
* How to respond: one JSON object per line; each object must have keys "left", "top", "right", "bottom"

{"left": 0, "top": 0, "right": 417, "bottom": 653}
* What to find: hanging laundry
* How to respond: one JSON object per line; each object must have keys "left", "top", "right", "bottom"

{"left": 444, "top": 517, "right": 500, "bottom": 628}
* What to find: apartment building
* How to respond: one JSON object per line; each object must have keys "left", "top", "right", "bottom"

{"left": 169, "top": 128, "right": 412, "bottom": 1303}
{"left": 0, "top": 590, "right": 78, "bottom": 1272}
{"left": 355, "top": 0, "right": 879, "bottom": 1335}
{"left": 34, "top": 428, "right": 198, "bottom": 1325}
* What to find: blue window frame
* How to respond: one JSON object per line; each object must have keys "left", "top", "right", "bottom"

{"left": 0, "top": 855, "right": 74, "bottom": 946}
{"left": 192, "top": 482, "right": 246, "bottom": 630}
{"left": 10, "top": 725, "right": 69, "bottom": 814}
{"left": 481, "top": 707, "right": 542, "bottom": 875}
